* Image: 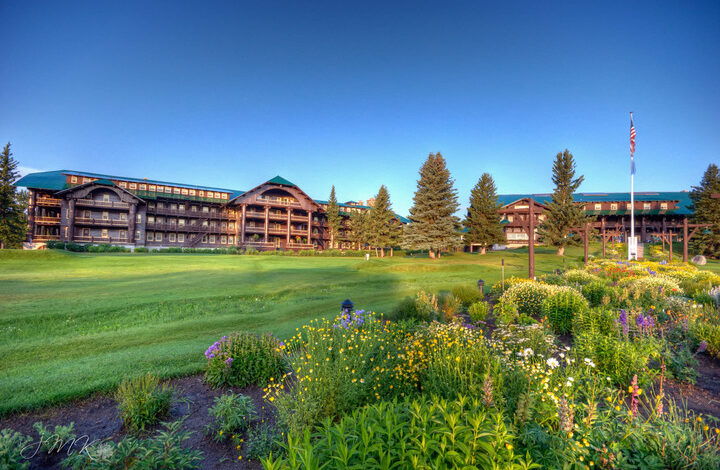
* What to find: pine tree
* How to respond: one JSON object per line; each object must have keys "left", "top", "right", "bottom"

{"left": 0, "top": 143, "right": 26, "bottom": 249}
{"left": 326, "top": 186, "right": 341, "bottom": 249}
{"left": 464, "top": 173, "right": 505, "bottom": 254}
{"left": 368, "top": 185, "right": 395, "bottom": 257}
{"left": 402, "top": 152, "right": 460, "bottom": 259}
{"left": 690, "top": 163, "right": 720, "bottom": 258}
{"left": 349, "top": 210, "right": 370, "bottom": 250}
{"left": 537, "top": 149, "right": 589, "bottom": 256}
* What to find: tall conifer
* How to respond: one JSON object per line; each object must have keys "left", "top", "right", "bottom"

{"left": 368, "top": 185, "right": 394, "bottom": 257}
{"left": 464, "top": 173, "right": 504, "bottom": 254}
{"left": 538, "top": 149, "right": 589, "bottom": 256}
{"left": 690, "top": 163, "right": 720, "bottom": 258}
{"left": 402, "top": 152, "right": 460, "bottom": 259}
{"left": 0, "top": 143, "right": 26, "bottom": 249}
{"left": 326, "top": 186, "right": 341, "bottom": 249}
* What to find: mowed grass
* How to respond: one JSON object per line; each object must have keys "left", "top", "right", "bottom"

{"left": 0, "top": 243, "right": 711, "bottom": 415}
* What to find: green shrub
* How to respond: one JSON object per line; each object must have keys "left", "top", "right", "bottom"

{"left": 689, "top": 320, "right": 720, "bottom": 359}
{"left": 440, "top": 293, "right": 463, "bottom": 322}
{"left": 245, "top": 423, "right": 284, "bottom": 461}
{"left": 412, "top": 290, "right": 440, "bottom": 321}
{"left": 387, "top": 297, "right": 420, "bottom": 321}
{"left": 451, "top": 284, "right": 483, "bottom": 307}
{"left": 542, "top": 287, "right": 588, "bottom": 334}
{"left": 115, "top": 373, "right": 173, "bottom": 434}
{"left": 563, "top": 269, "right": 600, "bottom": 285}
{"left": 204, "top": 393, "right": 256, "bottom": 442}
{"left": 572, "top": 307, "right": 617, "bottom": 338}
{"left": 491, "top": 322, "right": 557, "bottom": 359}
{"left": 468, "top": 300, "right": 490, "bottom": 322}
{"left": 262, "top": 396, "right": 529, "bottom": 470}
{"left": 204, "top": 332, "right": 286, "bottom": 388}
{"left": 133, "top": 246, "right": 149, "bottom": 253}
{"left": 581, "top": 280, "right": 611, "bottom": 307}
{"left": 61, "top": 418, "right": 202, "bottom": 469}
{"left": 538, "top": 273, "right": 567, "bottom": 286}
{"left": 493, "top": 299, "right": 519, "bottom": 325}
{"left": 45, "top": 240, "right": 63, "bottom": 249}
{"left": 33, "top": 421, "right": 76, "bottom": 453}
{"left": 245, "top": 247, "right": 258, "bottom": 255}
{"left": 500, "top": 281, "right": 554, "bottom": 316}
{"left": 0, "top": 428, "right": 32, "bottom": 470}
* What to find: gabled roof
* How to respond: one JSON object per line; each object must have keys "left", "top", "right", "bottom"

{"left": 56, "top": 178, "right": 145, "bottom": 202}
{"left": 266, "top": 176, "right": 296, "bottom": 186}
{"left": 498, "top": 191, "right": 694, "bottom": 215}
{"left": 13, "top": 170, "right": 70, "bottom": 191}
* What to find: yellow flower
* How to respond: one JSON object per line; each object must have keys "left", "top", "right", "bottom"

{"left": 505, "top": 444, "right": 513, "bottom": 450}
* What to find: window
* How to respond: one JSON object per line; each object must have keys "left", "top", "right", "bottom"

{"left": 136, "top": 214, "right": 142, "bottom": 222}
{"left": 610, "top": 203, "right": 618, "bottom": 210}
{"left": 660, "top": 202, "right": 668, "bottom": 210}
{"left": 119, "top": 230, "right": 126, "bottom": 239}
{"left": 203, "top": 206, "right": 209, "bottom": 213}
{"left": 221, "top": 222, "right": 227, "bottom": 229}
{"left": 102, "top": 211, "right": 109, "bottom": 220}
{"left": 155, "top": 232, "right": 163, "bottom": 241}
{"left": 149, "top": 185, "right": 156, "bottom": 191}
{"left": 71, "top": 176, "right": 78, "bottom": 183}
{"left": 139, "top": 184, "right": 147, "bottom": 190}
{"left": 157, "top": 186, "right": 164, "bottom": 192}
{"left": 170, "top": 204, "right": 177, "bottom": 211}
{"left": 102, "top": 229, "right": 108, "bottom": 238}
{"left": 169, "top": 233, "right": 176, "bottom": 242}
{"left": 179, "top": 219, "right": 185, "bottom": 226}
{"left": 148, "top": 216, "right": 155, "bottom": 223}
{"left": 202, "top": 235, "right": 207, "bottom": 243}
{"left": 83, "top": 228, "right": 90, "bottom": 236}
{"left": 157, "top": 202, "right": 164, "bottom": 209}
{"left": 594, "top": 204, "right": 601, "bottom": 210}
{"left": 179, "top": 205, "right": 185, "bottom": 211}
{"left": 103, "top": 194, "right": 110, "bottom": 202}
{"left": 83, "top": 177, "right": 91, "bottom": 183}
{"left": 119, "top": 182, "right": 127, "bottom": 188}
{"left": 135, "top": 230, "right": 141, "bottom": 240}
{"left": 191, "top": 205, "right": 198, "bottom": 212}
{"left": 214, "top": 192, "right": 221, "bottom": 199}
{"left": 148, "top": 202, "right": 155, "bottom": 210}
{"left": 228, "top": 236, "right": 233, "bottom": 244}
{"left": 84, "top": 210, "right": 91, "bottom": 218}
{"left": 229, "top": 222, "right": 235, "bottom": 229}
{"left": 147, "top": 232, "right": 154, "bottom": 241}
{"left": 221, "top": 236, "right": 227, "bottom": 244}
{"left": 120, "top": 213, "right": 127, "bottom": 221}
{"left": 129, "top": 183, "right": 136, "bottom": 189}
{"left": 627, "top": 203, "right": 632, "bottom": 210}
{"left": 202, "top": 220, "right": 208, "bottom": 227}
{"left": 165, "top": 187, "right": 171, "bottom": 193}
{"left": 189, "top": 190, "right": 196, "bottom": 196}
{"left": 178, "top": 233, "right": 184, "bottom": 243}
{"left": 222, "top": 193, "right": 228, "bottom": 200}
{"left": 181, "top": 188, "right": 188, "bottom": 195}
{"left": 209, "top": 235, "right": 216, "bottom": 243}
{"left": 643, "top": 203, "right": 651, "bottom": 210}
{"left": 508, "top": 215, "right": 514, "bottom": 222}
{"left": 199, "top": 191, "right": 204, "bottom": 197}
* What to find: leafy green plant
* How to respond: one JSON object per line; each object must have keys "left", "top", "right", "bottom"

{"left": 205, "top": 392, "right": 256, "bottom": 442}
{"left": 468, "top": 300, "right": 490, "bottom": 322}
{"left": 500, "top": 281, "right": 555, "bottom": 316}
{"left": 440, "top": 293, "right": 463, "bottom": 321}
{"left": 61, "top": 418, "right": 202, "bottom": 469}
{"left": 494, "top": 299, "right": 519, "bottom": 325}
{"left": 115, "top": 373, "right": 173, "bottom": 434}
{"left": 245, "top": 422, "right": 285, "bottom": 461}
{"left": 413, "top": 289, "right": 440, "bottom": 321}
{"left": 204, "top": 332, "right": 287, "bottom": 388}
{"left": 33, "top": 421, "right": 76, "bottom": 453}
{"left": 451, "top": 284, "right": 483, "bottom": 307}
{"left": 542, "top": 288, "right": 588, "bottom": 334}
{"left": 0, "top": 428, "right": 32, "bottom": 470}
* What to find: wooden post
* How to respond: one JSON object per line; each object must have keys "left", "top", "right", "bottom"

{"left": 67, "top": 199, "right": 76, "bottom": 242}
{"left": 240, "top": 204, "right": 246, "bottom": 246}
{"left": 683, "top": 217, "right": 689, "bottom": 263}
{"left": 264, "top": 206, "right": 269, "bottom": 243}
{"left": 601, "top": 218, "right": 606, "bottom": 258}
{"left": 584, "top": 222, "right": 589, "bottom": 265}
{"left": 286, "top": 209, "right": 291, "bottom": 245}
{"left": 528, "top": 199, "right": 535, "bottom": 279}
{"left": 128, "top": 203, "right": 137, "bottom": 243}
{"left": 307, "top": 212, "right": 312, "bottom": 246}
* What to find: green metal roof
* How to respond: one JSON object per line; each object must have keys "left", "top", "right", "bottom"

{"left": 13, "top": 170, "right": 70, "bottom": 191}
{"left": 266, "top": 175, "right": 296, "bottom": 186}
{"left": 498, "top": 191, "right": 694, "bottom": 215}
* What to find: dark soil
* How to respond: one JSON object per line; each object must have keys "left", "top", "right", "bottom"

{"left": 662, "top": 353, "right": 720, "bottom": 419}
{"left": 0, "top": 375, "right": 270, "bottom": 469}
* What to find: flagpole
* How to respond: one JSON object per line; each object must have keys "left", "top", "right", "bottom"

{"left": 629, "top": 111, "right": 635, "bottom": 260}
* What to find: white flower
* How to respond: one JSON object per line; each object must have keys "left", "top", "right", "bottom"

{"left": 559, "top": 353, "right": 565, "bottom": 358}
{"left": 584, "top": 358, "right": 596, "bottom": 368}
{"left": 522, "top": 348, "right": 534, "bottom": 358}
{"left": 546, "top": 358, "right": 560, "bottom": 369}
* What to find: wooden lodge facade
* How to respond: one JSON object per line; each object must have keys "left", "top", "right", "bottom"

{"left": 496, "top": 192, "right": 695, "bottom": 247}
{"left": 16, "top": 170, "right": 408, "bottom": 251}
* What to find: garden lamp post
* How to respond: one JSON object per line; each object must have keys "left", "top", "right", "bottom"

{"left": 341, "top": 299, "right": 354, "bottom": 314}
{"left": 477, "top": 279, "right": 485, "bottom": 293}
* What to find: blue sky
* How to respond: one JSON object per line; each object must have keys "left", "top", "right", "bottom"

{"left": 2, "top": 1, "right": 719, "bottom": 216}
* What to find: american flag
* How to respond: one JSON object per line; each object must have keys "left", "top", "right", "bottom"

{"left": 630, "top": 112, "right": 636, "bottom": 174}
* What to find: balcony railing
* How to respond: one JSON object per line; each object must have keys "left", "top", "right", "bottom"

{"left": 35, "top": 216, "right": 61, "bottom": 224}
{"left": 75, "top": 217, "right": 129, "bottom": 227}
{"left": 33, "top": 235, "right": 60, "bottom": 241}
{"left": 75, "top": 199, "right": 130, "bottom": 209}
{"left": 256, "top": 196, "right": 301, "bottom": 207}
{"left": 72, "top": 236, "right": 129, "bottom": 243}
{"left": 36, "top": 198, "right": 61, "bottom": 207}
{"left": 286, "top": 242, "right": 314, "bottom": 250}
{"left": 148, "top": 206, "right": 229, "bottom": 219}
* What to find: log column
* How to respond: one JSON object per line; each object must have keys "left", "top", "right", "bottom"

{"left": 240, "top": 204, "right": 247, "bottom": 245}
{"left": 234, "top": 209, "right": 241, "bottom": 246}
{"left": 307, "top": 212, "right": 312, "bottom": 246}
{"left": 264, "top": 206, "right": 269, "bottom": 243}
{"left": 683, "top": 217, "right": 689, "bottom": 263}
{"left": 67, "top": 199, "right": 76, "bottom": 242}
{"left": 286, "top": 208, "right": 291, "bottom": 245}
{"left": 128, "top": 203, "right": 137, "bottom": 244}
{"left": 27, "top": 190, "right": 37, "bottom": 241}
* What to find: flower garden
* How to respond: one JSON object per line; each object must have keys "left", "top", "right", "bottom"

{"left": 3, "top": 258, "right": 720, "bottom": 469}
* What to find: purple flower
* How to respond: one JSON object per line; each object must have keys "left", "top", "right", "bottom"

{"left": 645, "top": 316, "right": 655, "bottom": 328}
{"left": 209, "top": 353, "right": 215, "bottom": 359}
{"left": 636, "top": 313, "right": 645, "bottom": 327}
{"left": 619, "top": 309, "right": 627, "bottom": 326}
{"left": 225, "top": 357, "right": 233, "bottom": 365}
{"left": 697, "top": 341, "right": 708, "bottom": 354}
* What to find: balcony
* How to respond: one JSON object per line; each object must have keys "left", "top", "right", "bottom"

{"left": 286, "top": 242, "right": 314, "bottom": 250}
{"left": 36, "top": 198, "right": 61, "bottom": 207}
{"left": 75, "top": 199, "right": 130, "bottom": 209}
{"left": 72, "top": 236, "right": 129, "bottom": 244}
{"left": 33, "top": 235, "right": 60, "bottom": 241}
{"left": 35, "top": 216, "right": 60, "bottom": 224}
{"left": 75, "top": 217, "right": 129, "bottom": 227}
{"left": 256, "top": 196, "right": 301, "bottom": 207}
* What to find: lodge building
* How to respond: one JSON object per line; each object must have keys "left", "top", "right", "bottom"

{"left": 16, "top": 170, "right": 407, "bottom": 251}
{"left": 496, "top": 192, "right": 694, "bottom": 247}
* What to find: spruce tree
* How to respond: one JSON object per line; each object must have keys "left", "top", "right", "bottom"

{"left": 368, "top": 185, "right": 394, "bottom": 257}
{"left": 464, "top": 173, "right": 505, "bottom": 254}
{"left": 537, "top": 149, "right": 589, "bottom": 256}
{"left": 0, "top": 143, "right": 26, "bottom": 249}
{"left": 349, "top": 210, "right": 370, "bottom": 250}
{"left": 690, "top": 163, "right": 720, "bottom": 258}
{"left": 326, "top": 186, "right": 341, "bottom": 249}
{"left": 402, "top": 152, "right": 460, "bottom": 259}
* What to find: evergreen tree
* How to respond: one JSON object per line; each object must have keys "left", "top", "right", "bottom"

{"left": 690, "top": 163, "right": 720, "bottom": 258}
{"left": 537, "top": 149, "right": 589, "bottom": 256}
{"left": 464, "top": 173, "right": 505, "bottom": 254}
{"left": 402, "top": 152, "right": 460, "bottom": 259}
{"left": 368, "top": 185, "right": 395, "bottom": 257}
{"left": 326, "top": 186, "right": 341, "bottom": 249}
{"left": 0, "top": 143, "right": 26, "bottom": 249}
{"left": 349, "top": 210, "right": 370, "bottom": 250}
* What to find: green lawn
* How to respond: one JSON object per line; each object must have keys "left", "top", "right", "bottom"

{"left": 0, "top": 245, "right": 716, "bottom": 415}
